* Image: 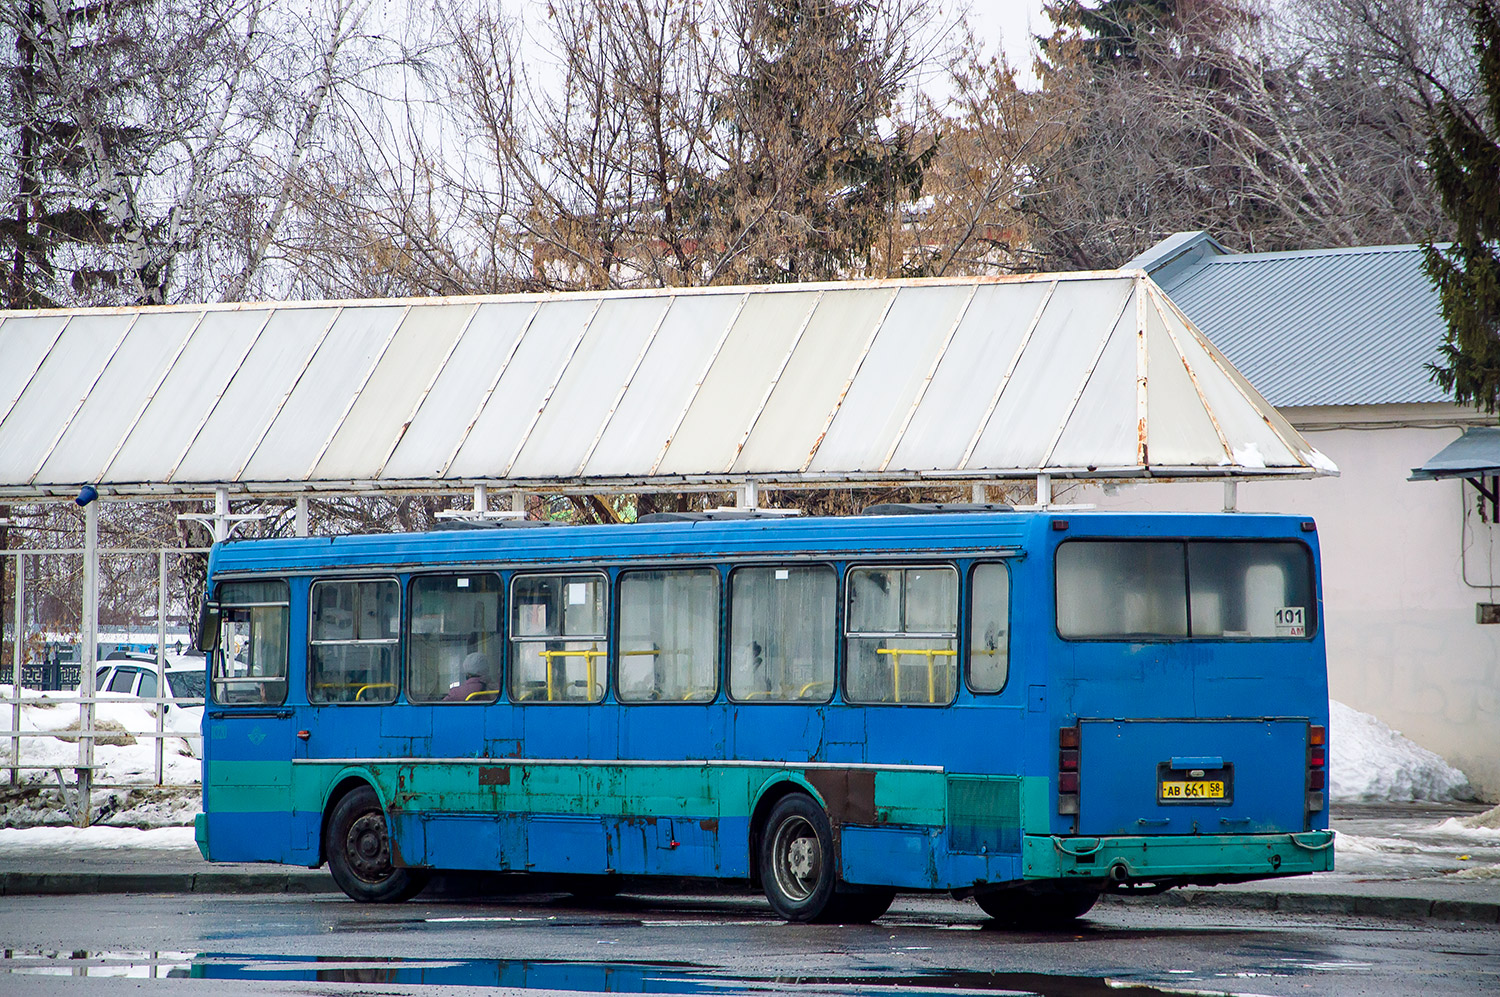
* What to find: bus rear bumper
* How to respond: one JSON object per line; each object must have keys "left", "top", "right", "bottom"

{"left": 1022, "top": 830, "right": 1335, "bottom": 886}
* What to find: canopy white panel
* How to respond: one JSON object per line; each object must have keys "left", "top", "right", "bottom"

{"left": 0, "top": 273, "right": 1336, "bottom": 498}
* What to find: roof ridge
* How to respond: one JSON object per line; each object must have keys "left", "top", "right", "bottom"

{"left": 1206, "top": 243, "right": 1430, "bottom": 264}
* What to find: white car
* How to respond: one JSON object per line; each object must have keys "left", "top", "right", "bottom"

{"left": 93, "top": 654, "right": 206, "bottom": 757}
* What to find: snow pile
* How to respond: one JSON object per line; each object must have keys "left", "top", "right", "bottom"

{"left": 1329, "top": 700, "right": 1472, "bottom": 803}
{"left": 1436, "top": 802, "right": 1500, "bottom": 839}
{"left": 0, "top": 785, "right": 200, "bottom": 829}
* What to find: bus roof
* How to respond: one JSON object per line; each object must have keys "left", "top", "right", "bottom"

{"left": 206, "top": 510, "right": 1317, "bottom": 578}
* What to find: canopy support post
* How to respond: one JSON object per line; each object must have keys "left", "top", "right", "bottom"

{"left": 10, "top": 553, "right": 23, "bottom": 786}
{"left": 473, "top": 484, "right": 489, "bottom": 515}
{"left": 1223, "top": 479, "right": 1239, "bottom": 513}
{"left": 1036, "top": 474, "right": 1052, "bottom": 509}
{"left": 295, "top": 497, "right": 309, "bottom": 537}
{"left": 177, "top": 487, "right": 267, "bottom": 541}
{"left": 154, "top": 550, "right": 168, "bottom": 785}
{"left": 213, "top": 487, "right": 228, "bottom": 544}
{"left": 740, "top": 480, "right": 760, "bottom": 510}
{"left": 77, "top": 495, "right": 98, "bottom": 827}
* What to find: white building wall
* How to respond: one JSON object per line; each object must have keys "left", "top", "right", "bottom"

{"left": 1071, "top": 404, "right": 1500, "bottom": 800}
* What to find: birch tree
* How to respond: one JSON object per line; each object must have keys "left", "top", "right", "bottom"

{"left": 0, "top": 0, "right": 389, "bottom": 307}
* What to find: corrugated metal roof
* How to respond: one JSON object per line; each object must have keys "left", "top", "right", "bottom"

{"left": 1128, "top": 236, "right": 1448, "bottom": 408}
{"left": 0, "top": 274, "right": 1335, "bottom": 499}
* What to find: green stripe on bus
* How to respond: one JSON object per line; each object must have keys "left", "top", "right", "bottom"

{"left": 209, "top": 760, "right": 1040, "bottom": 836}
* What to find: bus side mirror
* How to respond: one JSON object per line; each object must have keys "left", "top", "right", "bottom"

{"left": 196, "top": 604, "right": 221, "bottom": 653}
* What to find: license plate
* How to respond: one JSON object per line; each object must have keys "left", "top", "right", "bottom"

{"left": 1156, "top": 761, "right": 1234, "bottom": 804}
{"left": 1159, "top": 780, "right": 1225, "bottom": 800}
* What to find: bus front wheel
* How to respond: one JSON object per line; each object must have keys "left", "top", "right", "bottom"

{"left": 325, "top": 785, "right": 429, "bottom": 903}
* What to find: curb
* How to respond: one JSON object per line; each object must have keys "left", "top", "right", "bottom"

{"left": 0, "top": 870, "right": 335, "bottom": 897}
{"left": 1112, "top": 888, "right": 1500, "bottom": 926}
{"left": 2, "top": 871, "right": 1496, "bottom": 925}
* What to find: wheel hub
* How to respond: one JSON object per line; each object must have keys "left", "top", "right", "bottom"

{"left": 770, "top": 814, "right": 822, "bottom": 902}
{"left": 346, "top": 812, "right": 393, "bottom": 882}
{"left": 787, "top": 837, "right": 815, "bottom": 878}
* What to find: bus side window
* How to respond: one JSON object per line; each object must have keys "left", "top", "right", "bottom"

{"left": 844, "top": 565, "right": 958, "bottom": 705}
{"left": 968, "top": 562, "right": 1010, "bottom": 693}
{"left": 212, "top": 580, "right": 289, "bottom": 705}
{"left": 617, "top": 568, "right": 719, "bottom": 703}
{"left": 509, "top": 573, "right": 608, "bottom": 703}
{"left": 729, "top": 565, "right": 835, "bottom": 702}
{"left": 408, "top": 573, "right": 502, "bottom": 703}
{"left": 309, "top": 579, "right": 400, "bottom": 704}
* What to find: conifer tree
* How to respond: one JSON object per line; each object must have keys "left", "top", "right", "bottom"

{"left": 1424, "top": 1, "right": 1500, "bottom": 413}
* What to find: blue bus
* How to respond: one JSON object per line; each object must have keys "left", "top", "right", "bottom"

{"left": 194, "top": 507, "right": 1333, "bottom": 923}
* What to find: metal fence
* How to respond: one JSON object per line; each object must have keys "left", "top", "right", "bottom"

{"left": 3, "top": 545, "right": 208, "bottom": 825}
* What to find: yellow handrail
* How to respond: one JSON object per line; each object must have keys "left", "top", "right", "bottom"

{"left": 538, "top": 647, "right": 605, "bottom": 701}
{"left": 354, "top": 682, "right": 395, "bottom": 701}
{"left": 465, "top": 689, "right": 500, "bottom": 702}
{"left": 875, "top": 647, "right": 956, "bottom": 703}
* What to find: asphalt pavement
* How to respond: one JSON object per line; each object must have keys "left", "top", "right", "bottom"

{"left": 1, "top": 802, "right": 1495, "bottom": 927}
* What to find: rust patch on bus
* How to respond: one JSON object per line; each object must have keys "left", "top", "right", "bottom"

{"left": 806, "top": 769, "right": 876, "bottom": 825}
{"left": 478, "top": 766, "right": 511, "bottom": 786}
{"left": 698, "top": 818, "right": 719, "bottom": 832}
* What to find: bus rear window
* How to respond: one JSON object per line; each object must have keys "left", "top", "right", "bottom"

{"left": 1057, "top": 540, "right": 1315, "bottom": 640}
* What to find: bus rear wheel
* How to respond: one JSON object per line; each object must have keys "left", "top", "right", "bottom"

{"left": 974, "top": 888, "right": 1098, "bottom": 927}
{"left": 325, "top": 785, "right": 429, "bottom": 903}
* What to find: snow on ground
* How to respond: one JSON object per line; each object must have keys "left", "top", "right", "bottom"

{"left": 1328, "top": 699, "right": 1472, "bottom": 804}
{"left": 1336, "top": 807, "right": 1500, "bottom": 879}
{"left": 0, "top": 824, "right": 196, "bottom": 852}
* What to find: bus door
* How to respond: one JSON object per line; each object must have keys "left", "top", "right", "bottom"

{"left": 201, "top": 580, "right": 298, "bottom": 862}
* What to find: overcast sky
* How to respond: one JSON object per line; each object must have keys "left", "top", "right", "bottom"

{"left": 971, "top": 0, "right": 1051, "bottom": 75}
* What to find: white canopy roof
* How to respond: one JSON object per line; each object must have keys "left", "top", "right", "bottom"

{"left": 0, "top": 273, "right": 1335, "bottom": 499}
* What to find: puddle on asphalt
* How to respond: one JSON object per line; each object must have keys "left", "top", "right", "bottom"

{"left": 0, "top": 950, "right": 1298, "bottom": 995}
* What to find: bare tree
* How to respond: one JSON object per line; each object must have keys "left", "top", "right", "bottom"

{"left": 904, "top": 33, "right": 1054, "bottom": 276}
{"left": 1023, "top": 0, "right": 1457, "bottom": 269}
{"left": 282, "top": 0, "right": 951, "bottom": 295}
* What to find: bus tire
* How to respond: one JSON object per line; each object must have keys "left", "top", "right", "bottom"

{"left": 563, "top": 874, "right": 622, "bottom": 903}
{"left": 974, "top": 888, "right": 1098, "bottom": 927}
{"left": 325, "top": 785, "right": 428, "bottom": 903}
{"left": 759, "top": 794, "right": 839, "bottom": 922}
{"left": 827, "top": 887, "right": 896, "bottom": 924}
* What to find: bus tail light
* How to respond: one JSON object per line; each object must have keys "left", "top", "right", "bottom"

{"left": 1059, "top": 725, "right": 1080, "bottom": 815}
{"left": 1307, "top": 724, "right": 1326, "bottom": 812}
